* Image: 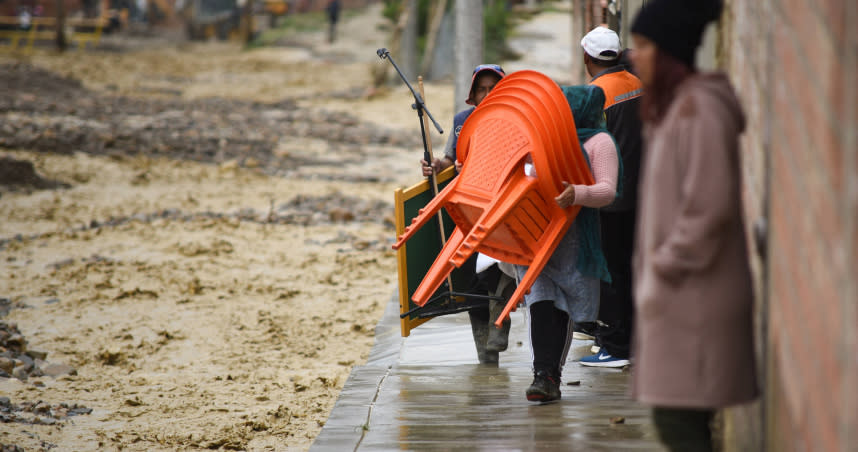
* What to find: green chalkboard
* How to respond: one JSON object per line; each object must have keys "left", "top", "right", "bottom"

{"left": 394, "top": 168, "right": 489, "bottom": 336}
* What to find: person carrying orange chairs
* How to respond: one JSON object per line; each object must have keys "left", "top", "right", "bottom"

{"left": 520, "top": 84, "right": 621, "bottom": 402}
{"left": 419, "top": 64, "right": 517, "bottom": 365}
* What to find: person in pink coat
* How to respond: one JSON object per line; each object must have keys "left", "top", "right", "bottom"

{"left": 629, "top": 0, "right": 759, "bottom": 450}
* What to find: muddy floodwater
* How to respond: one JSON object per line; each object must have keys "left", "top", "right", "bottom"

{"left": 0, "top": 4, "right": 458, "bottom": 450}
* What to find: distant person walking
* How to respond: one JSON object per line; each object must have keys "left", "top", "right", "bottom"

{"left": 17, "top": 7, "right": 32, "bottom": 31}
{"left": 326, "top": 0, "right": 340, "bottom": 43}
{"left": 577, "top": 26, "right": 643, "bottom": 369}
{"left": 629, "top": 0, "right": 758, "bottom": 450}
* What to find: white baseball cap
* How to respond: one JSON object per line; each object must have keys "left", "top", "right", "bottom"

{"left": 581, "top": 26, "right": 621, "bottom": 60}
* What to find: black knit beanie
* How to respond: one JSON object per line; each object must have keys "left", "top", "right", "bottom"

{"left": 630, "top": 0, "right": 723, "bottom": 67}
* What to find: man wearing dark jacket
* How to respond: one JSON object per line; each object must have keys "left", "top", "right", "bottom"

{"left": 577, "top": 26, "right": 643, "bottom": 368}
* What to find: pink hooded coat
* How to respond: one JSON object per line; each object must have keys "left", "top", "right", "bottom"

{"left": 632, "top": 73, "right": 759, "bottom": 408}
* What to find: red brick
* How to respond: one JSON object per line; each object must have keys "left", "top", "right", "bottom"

{"left": 779, "top": 0, "right": 839, "bottom": 77}
{"left": 771, "top": 128, "right": 847, "bottom": 450}
{"left": 815, "top": 0, "right": 848, "bottom": 44}
{"left": 808, "top": 390, "right": 841, "bottom": 451}
{"left": 723, "top": 1, "right": 855, "bottom": 449}
{"left": 775, "top": 57, "right": 843, "bottom": 195}
{"left": 771, "top": 77, "right": 842, "bottom": 230}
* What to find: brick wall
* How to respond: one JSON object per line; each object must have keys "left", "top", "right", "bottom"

{"left": 723, "top": 0, "right": 858, "bottom": 450}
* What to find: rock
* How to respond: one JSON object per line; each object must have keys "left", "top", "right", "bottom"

{"left": 16, "top": 354, "right": 34, "bottom": 368}
{"left": 328, "top": 208, "right": 355, "bottom": 222}
{"left": 33, "top": 401, "right": 50, "bottom": 414}
{"left": 52, "top": 405, "right": 68, "bottom": 418}
{"left": 219, "top": 159, "right": 239, "bottom": 171}
{"left": 97, "top": 348, "right": 126, "bottom": 366}
{"left": 34, "top": 416, "right": 58, "bottom": 425}
{"left": 67, "top": 405, "right": 92, "bottom": 416}
{"left": 11, "top": 366, "right": 28, "bottom": 380}
{"left": 47, "top": 258, "right": 75, "bottom": 270}
{"left": 4, "top": 334, "right": 26, "bottom": 351}
{"left": 25, "top": 350, "right": 47, "bottom": 361}
{"left": 0, "top": 357, "right": 13, "bottom": 373}
{"left": 244, "top": 157, "right": 260, "bottom": 168}
{"left": 0, "top": 157, "right": 42, "bottom": 186}
{"left": 41, "top": 362, "right": 77, "bottom": 377}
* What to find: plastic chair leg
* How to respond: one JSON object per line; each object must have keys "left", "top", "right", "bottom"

{"left": 392, "top": 179, "right": 457, "bottom": 250}
{"left": 410, "top": 227, "right": 468, "bottom": 306}
{"left": 493, "top": 217, "right": 572, "bottom": 327}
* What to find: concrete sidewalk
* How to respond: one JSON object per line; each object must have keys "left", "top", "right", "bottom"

{"left": 311, "top": 294, "right": 666, "bottom": 451}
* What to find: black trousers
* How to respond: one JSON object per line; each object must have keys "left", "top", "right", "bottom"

{"left": 529, "top": 300, "right": 570, "bottom": 376}
{"left": 597, "top": 209, "right": 636, "bottom": 359}
{"left": 652, "top": 407, "right": 715, "bottom": 452}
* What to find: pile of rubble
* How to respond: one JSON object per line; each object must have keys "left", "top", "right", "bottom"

{"left": 0, "top": 397, "right": 92, "bottom": 426}
{"left": 0, "top": 319, "right": 76, "bottom": 381}
{"left": 0, "top": 63, "right": 420, "bottom": 174}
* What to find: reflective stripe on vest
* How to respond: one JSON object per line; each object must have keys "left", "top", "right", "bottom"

{"left": 614, "top": 88, "right": 642, "bottom": 104}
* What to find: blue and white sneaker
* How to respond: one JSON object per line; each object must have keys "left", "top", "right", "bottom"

{"left": 578, "top": 350, "right": 630, "bottom": 368}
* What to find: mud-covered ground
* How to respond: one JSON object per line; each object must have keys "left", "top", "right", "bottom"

{"left": 0, "top": 4, "right": 457, "bottom": 450}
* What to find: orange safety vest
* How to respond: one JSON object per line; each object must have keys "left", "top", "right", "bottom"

{"left": 589, "top": 67, "right": 644, "bottom": 212}
{"left": 590, "top": 70, "right": 643, "bottom": 110}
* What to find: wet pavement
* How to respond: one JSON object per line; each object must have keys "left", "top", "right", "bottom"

{"left": 312, "top": 294, "right": 667, "bottom": 451}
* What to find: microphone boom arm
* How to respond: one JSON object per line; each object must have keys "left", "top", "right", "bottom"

{"left": 376, "top": 48, "right": 444, "bottom": 135}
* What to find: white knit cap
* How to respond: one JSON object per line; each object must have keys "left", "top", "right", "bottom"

{"left": 581, "top": 26, "right": 621, "bottom": 60}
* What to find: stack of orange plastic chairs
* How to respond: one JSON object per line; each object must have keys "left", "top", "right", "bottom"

{"left": 392, "top": 70, "right": 593, "bottom": 327}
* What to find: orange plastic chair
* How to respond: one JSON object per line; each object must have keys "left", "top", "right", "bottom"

{"left": 391, "top": 71, "right": 594, "bottom": 327}
{"left": 467, "top": 73, "right": 592, "bottom": 186}
{"left": 458, "top": 72, "right": 591, "bottom": 193}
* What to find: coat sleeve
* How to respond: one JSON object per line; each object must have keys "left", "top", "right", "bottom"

{"left": 572, "top": 132, "right": 618, "bottom": 208}
{"left": 651, "top": 97, "right": 739, "bottom": 281}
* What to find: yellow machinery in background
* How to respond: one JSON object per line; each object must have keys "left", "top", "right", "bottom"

{"left": 181, "top": 0, "right": 287, "bottom": 40}
{"left": 180, "top": 0, "right": 240, "bottom": 40}
{"left": 262, "top": 0, "right": 287, "bottom": 16}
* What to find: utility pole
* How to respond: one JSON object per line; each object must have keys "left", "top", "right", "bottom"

{"left": 400, "top": 0, "right": 419, "bottom": 81}
{"left": 241, "top": 0, "right": 254, "bottom": 45}
{"left": 570, "top": 0, "right": 585, "bottom": 84}
{"left": 420, "top": 0, "right": 449, "bottom": 77}
{"left": 454, "top": 0, "right": 482, "bottom": 113}
{"left": 55, "top": 0, "right": 67, "bottom": 51}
